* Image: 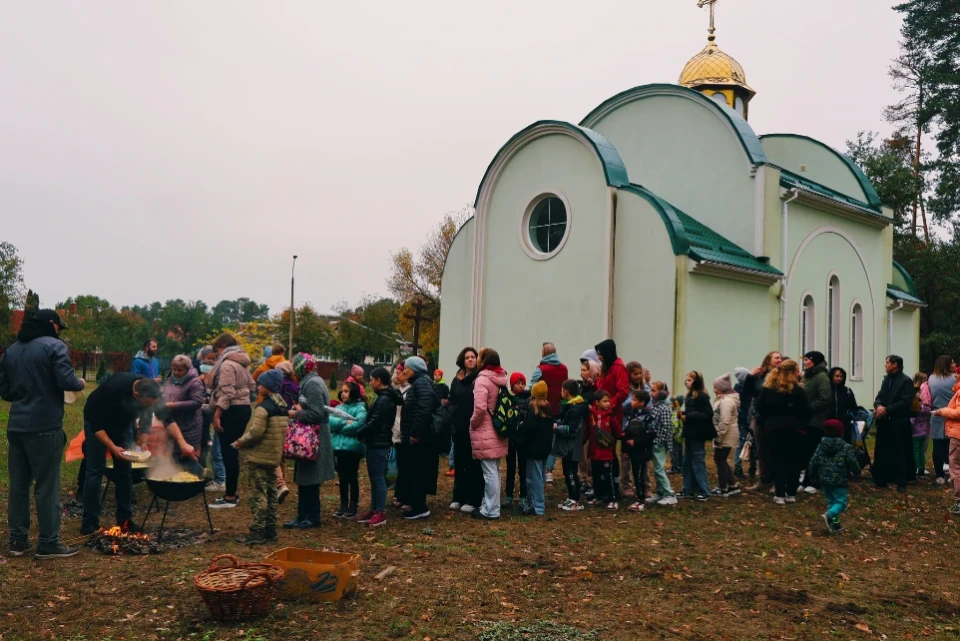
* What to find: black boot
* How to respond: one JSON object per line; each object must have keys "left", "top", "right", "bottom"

{"left": 237, "top": 530, "right": 267, "bottom": 545}
{"left": 264, "top": 525, "right": 278, "bottom": 542}
{"left": 344, "top": 503, "right": 358, "bottom": 519}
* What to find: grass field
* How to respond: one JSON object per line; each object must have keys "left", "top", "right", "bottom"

{"left": 1, "top": 390, "right": 960, "bottom": 641}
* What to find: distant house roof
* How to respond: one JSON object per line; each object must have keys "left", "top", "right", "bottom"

{"left": 621, "top": 184, "right": 782, "bottom": 280}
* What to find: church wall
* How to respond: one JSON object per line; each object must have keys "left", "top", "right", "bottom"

{"left": 761, "top": 136, "right": 868, "bottom": 204}
{"left": 589, "top": 94, "right": 756, "bottom": 252}
{"left": 479, "top": 134, "right": 611, "bottom": 375}
{"left": 438, "top": 217, "right": 475, "bottom": 373}
{"left": 679, "top": 273, "right": 774, "bottom": 394}
{"left": 891, "top": 309, "right": 920, "bottom": 375}
{"left": 612, "top": 192, "right": 677, "bottom": 383}
{"left": 782, "top": 204, "right": 882, "bottom": 399}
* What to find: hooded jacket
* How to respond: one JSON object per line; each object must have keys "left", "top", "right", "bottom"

{"left": 828, "top": 369, "right": 858, "bottom": 431}
{"left": 595, "top": 340, "right": 631, "bottom": 429}
{"left": 552, "top": 397, "right": 587, "bottom": 461}
{"left": 160, "top": 367, "right": 206, "bottom": 450}
{"left": 712, "top": 392, "right": 741, "bottom": 449}
{"left": 329, "top": 400, "right": 368, "bottom": 454}
{"left": 400, "top": 371, "right": 439, "bottom": 444}
{"left": 131, "top": 350, "right": 161, "bottom": 380}
{"left": 210, "top": 346, "right": 255, "bottom": 410}
{"left": 530, "top": 353, "right": 568, "bottom": 416}
{"left": 585, "top": 405, "right": 624, "bottom": 462}
{"left": 933, "top": 380, "right": 960, "bottom": 440}
{"left": 357, "top": 387, "right": 403, "bottom": 449}
{"left": 682, "top": 392, "right": 717, "bottom": 441}
{"left": 807, "top": 436, "right": 861, "bottom": 487}
{"left": 803, "top": 362, "right": 832, "bottom": 431}
{"left": 1, "top": 329, "right": 84, "bottom": 433}
{"left": 236, "top": 394, "right": 287, "bottom": 467}
{"left": 470, "top": 367, "right": 510, "bottom": 459}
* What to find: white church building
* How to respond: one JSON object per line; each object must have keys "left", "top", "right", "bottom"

{"left": 439, "top": 6, "right": 922, "bottom": 401}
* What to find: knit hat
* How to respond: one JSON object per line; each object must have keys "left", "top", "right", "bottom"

{"left": 580, "top": 349, "right": 600, "bottom": 366}
{"left": 258, "top": 369, "right": 283, "bottom": 394}
{"left": 823, "top": 419, "right": 844, "bottom": 438}
{"left": 713, "top": 373, "right": 733, "bottom": 393}
{"left": 804, "top": 351, "right": 826, "bottom": 367}
{"left": 405, "top": 356, "right": 428, "bottom": 375}
{"left": 274, "top": 361, "right": 294, "bottom": 377}
{"left": 434, "top": 369, "right": 444, "bottom": 378}
{"left": 351, "top": 364, "right": 364, "bottom": 380}
{"left": 510, "top": 372, "right": 527, "bottom": 389}
{"left": 733, "top": 367, "right": 750, "bottom": 385}
{"left": 531, "top": 381, "right": 548, "bottom": 399}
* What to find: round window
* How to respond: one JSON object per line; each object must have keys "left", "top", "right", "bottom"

{"left": 526, "top": 196, "right": 568, "bottom": 256}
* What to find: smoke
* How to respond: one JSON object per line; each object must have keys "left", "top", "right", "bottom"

{"left": 144, "top": 419, "right": 185, "bottom": 481}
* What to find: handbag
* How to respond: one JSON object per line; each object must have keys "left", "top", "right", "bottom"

{"left": 284, "top": 420, "right": 320, "bottom": 462}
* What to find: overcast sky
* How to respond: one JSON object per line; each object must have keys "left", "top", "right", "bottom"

{"left": 1, "top": 1, "right": 903, "bottom": 315}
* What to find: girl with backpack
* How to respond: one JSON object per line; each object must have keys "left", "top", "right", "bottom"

{"left": 469, "top": 348, "right": 509, "bottom": 520}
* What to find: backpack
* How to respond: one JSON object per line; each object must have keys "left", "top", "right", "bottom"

{"left": 627, "top": 412, "right": 657, "bottom": 449}
{"left": 488, "top": 385, "right": 521, "bottom": 438}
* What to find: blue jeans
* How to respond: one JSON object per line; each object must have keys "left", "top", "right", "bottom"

{"left": 366, "top": 447, "right": 390, "bottom": 512}
{"left": 448, "top": 441, "right": 455, "bottom": 469}
{"left": 525, "top": 459, "right": 546, "bottom": 515}
{"left": 682, "top": 438, "right": 710, "bottom": 496}
{"left": 210, "top": 429, "right": 226, "bottom": 484}
{"left": 824, "top": 485, "right": 848, "bottom": 520}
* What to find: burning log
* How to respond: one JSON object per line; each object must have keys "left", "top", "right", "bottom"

{"left": 87, "top": 525, "right": 151, "bottom": 556}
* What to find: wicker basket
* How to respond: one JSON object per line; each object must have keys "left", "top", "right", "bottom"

{"left": 194, "top": 554, "right": 285, "bottom": 621}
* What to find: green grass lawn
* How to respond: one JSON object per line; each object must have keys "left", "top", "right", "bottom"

{"left": 1, "top": 391, "right": 960, "bottom": 641}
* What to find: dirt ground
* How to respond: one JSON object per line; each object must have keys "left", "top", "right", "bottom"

{"left": 2, "top": 397, "right": 960, "bottom": 641}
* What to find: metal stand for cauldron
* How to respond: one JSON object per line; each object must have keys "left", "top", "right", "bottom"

{"left": 140, "top": 483, "right": 215, "bottom": 542}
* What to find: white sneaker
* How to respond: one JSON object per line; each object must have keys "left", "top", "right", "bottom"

{"left": 606, "top": 502, "right": 619, "bottom": 511}
{"left": 627, "top": 501, "right": 644, "bottom": 512}
{"left": 785, "top": 495, "right": 797, "bottom": 503}
{"left": 657, "top": 495, "right": 678, "bottom": 506}
{"left": 803, "top": 486, "right": 818, "bottom": 494}
{"left": 460, "top": 504, "right": 475, "bottom": 514}
{"left": 945, "top": 464, "right": 951, "bottom": 473}
{"left": 644, "top": 495, "right": 660, "bottom": 504}
{"left": 205, "top": 481, "right": 226, "bottom": 492}
{"left": 773, "top": 496, "right": 786, "bottom": 505}
{"left": 560, "top": 500, "right": 584, "bottom": 512}
{"left": 937, "top": 477, "right": 947, "bottom": 486}
{"left": 545, "top": 472, "right": 554, "bottom": 483}
{"left": 798, "top": 471, "right": 806, "bottom": 485}
{"left": 449, "top": 502, "right": 462, "bottom": 511}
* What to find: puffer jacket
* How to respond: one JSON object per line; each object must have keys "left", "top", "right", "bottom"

{"left": 682, "top": 393, "right": 717, "bottom": 441}
{"left": 552, "top": 397, "right": 586, "bottom": 462}
{"left": 357, "top": 387, "right": 403, "bottom": 449}
{"left": 935, "top": 380, "right": 960, "bottom": 440}
{"left": 330, "top": 400, "right": 368, "bottom": 454}
{"left": 235, "top": 395, "right": 287, "bottom": 467}
{"left": 253, "top": 355, "right": 286, "bottom": 383}
{"left": 469, "top": 368, "right": 510, "bottom": 460}
{"left": 712, "top": 392, "right": 740, "bottom": 449}
{"left": 160, "top": 368, "right": 206, "bottom": 451}
{"left": 400, "top": 372, "right": 439, "bottom": 444}
{"left": 808, "top": 436, "right": 861, "bottom": 487}
{"left": 803, "top": 363, "right": 831, "bottom": 431}
{"left": 211, "top": 346, "right": 255, "bottom": 410}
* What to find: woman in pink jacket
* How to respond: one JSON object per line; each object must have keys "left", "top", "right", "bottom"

{"left": 470, "top": 347, "right": 509, "bottom": 520}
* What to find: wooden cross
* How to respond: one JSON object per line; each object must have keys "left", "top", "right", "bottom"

{"left": 403, "top": 298, "right": 433, "bottom": 356}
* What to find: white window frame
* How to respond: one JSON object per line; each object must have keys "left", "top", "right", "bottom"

{"left": 519, "top": 192, "right": 572, "bottom": 261}
{"left": 827, "top": 274, "right": 841, "bottom": 368}
{"left": 850, "top": 301, "right": 864, "bottom": 381}
{"left": 800, "top": 292, "right": 816, "bottom": 356}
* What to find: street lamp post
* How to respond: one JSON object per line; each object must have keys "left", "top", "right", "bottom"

{"left": 289, "top": 255, "right": 298, "bottom": 357}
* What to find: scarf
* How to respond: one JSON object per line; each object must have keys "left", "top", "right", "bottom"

{"left": 483, "top": 365, "right": 506, "bottom": 375}
{"left": 562, "top": 395, "right": 584, "bottom": 405}
{"left": 209, "top": 345, "right": 245, "bottom": 387}
{"left": 293, "top": 353, "right": 316, "bottom": 381}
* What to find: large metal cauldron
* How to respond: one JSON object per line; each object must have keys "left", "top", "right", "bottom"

{"left": 141, "top": 476, "right": 215, "bottom": 541}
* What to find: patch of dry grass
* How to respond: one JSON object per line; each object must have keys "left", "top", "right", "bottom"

{"left": 1, "top": 394, "right": 959, "bottom": 641}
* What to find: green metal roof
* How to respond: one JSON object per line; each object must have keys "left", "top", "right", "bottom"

{"left": 887, "top": 285, "right": 925, "bottom": 307}
{"left": 892, "top": 261, "right": 919, "bottom": 297}
{"left": 621, "top": 184, "right": 782, "bottom": 278}
{"left": 580, "top": 84, "right": 768, "bottom": 167}
{"left": 761, "top": 134, "right": 883, "bottom": 209}
{"left": 473, "top": 120, "right": 629, "bottom": 208}
{"left": 778, "top": 169, "right": 888, "bottom": 220}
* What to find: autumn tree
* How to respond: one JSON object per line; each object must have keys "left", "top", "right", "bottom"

{"left": 274, "top": 304, "right": 338, "bottom": 357}
{"left": 333, "top": 296, "right": 401, "bottom": 365}
{"left": 388, "top": 205, "right": 472, "bottom": 354}
{"left": 0, "top": 241, "right": 25, "bottom": 346}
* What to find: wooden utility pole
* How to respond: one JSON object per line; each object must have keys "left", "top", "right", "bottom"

{"left": 403, "top": 298, "right": 433, "bottom": 356}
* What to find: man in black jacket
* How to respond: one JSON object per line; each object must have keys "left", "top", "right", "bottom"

{"left": 872, "top": 355, "right": 915, "bottom": 491}
{"left": 0, "top": 310, "right": 85, "bottom": 559}
{"left": 398, "top": 356, "right": 440, "bottom": 520}
{"left": 80, "top": 373, "right": 163, "bottom": 534}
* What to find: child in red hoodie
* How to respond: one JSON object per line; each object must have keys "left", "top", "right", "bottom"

{"left": 586, "top": 390, "right": 624, "bottom": 509}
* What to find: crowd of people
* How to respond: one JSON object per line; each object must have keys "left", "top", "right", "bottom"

{"left": 3, "top": 308, "right": 960, "bottom": 559}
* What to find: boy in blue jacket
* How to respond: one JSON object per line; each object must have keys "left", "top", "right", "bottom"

{"left": 808, "top": 419, "right": 861, "bottom": 533}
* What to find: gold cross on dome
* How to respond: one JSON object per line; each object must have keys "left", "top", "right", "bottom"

{"left": 697, "top": 0, "right": 718, "bottom": 42}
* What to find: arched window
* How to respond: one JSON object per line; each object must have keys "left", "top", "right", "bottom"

{"left": 851, "top": 303, "right": 863, "bottom": 379}
{"left": 827, "top": 276, "right": 841, "bottom": 366}
{"left": 711, "top": 92, "right": 728, "bottom": 108}
{"left": 801, "top": 295, "right": 815, "bottom": 355}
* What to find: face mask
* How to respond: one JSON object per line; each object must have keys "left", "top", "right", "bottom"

{"left": 200, "top": 364, "right": 213, "bottom": 374}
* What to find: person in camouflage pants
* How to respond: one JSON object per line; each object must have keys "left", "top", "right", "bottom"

{"left": 247, "top": 465, "right": 278, "bottom": 532}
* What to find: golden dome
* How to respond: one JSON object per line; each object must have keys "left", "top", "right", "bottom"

{"left": 679, "top": 41, "right": 754, "bottom": 96}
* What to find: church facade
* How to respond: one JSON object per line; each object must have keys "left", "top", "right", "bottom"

{"left": 439, "top": 8, "right": 922, "bottom": 402}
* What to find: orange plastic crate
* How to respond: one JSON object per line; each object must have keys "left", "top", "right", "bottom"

{"left": 264, "top": 548, "right": 360, "bottom": 602}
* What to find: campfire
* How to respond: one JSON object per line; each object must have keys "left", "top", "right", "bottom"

{"left": 88, "top": 524, "right": 151, "bottom": 556}
{"left": 86, "top": 525, "right": 212, "bottom": 555}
